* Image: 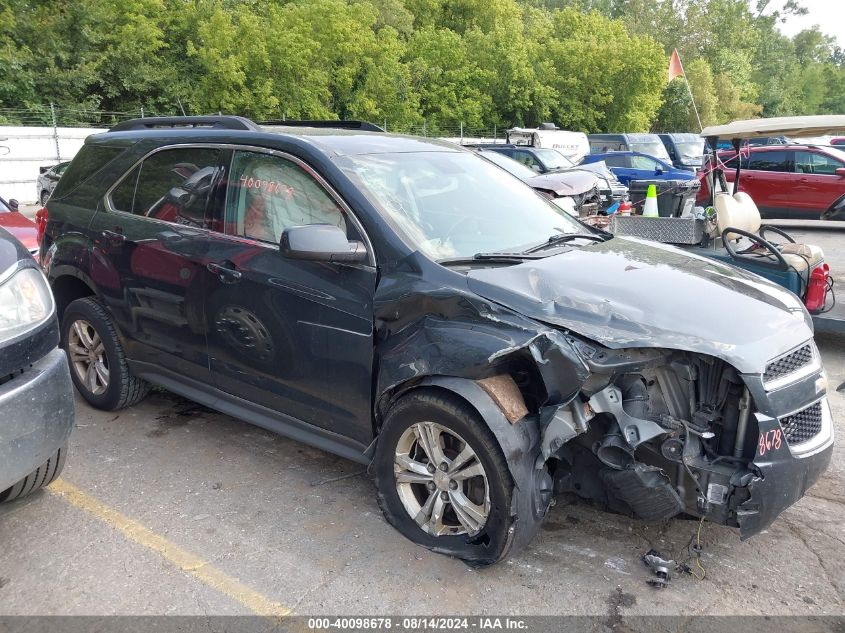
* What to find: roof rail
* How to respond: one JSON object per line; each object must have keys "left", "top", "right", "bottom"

{"left": 109, "top": 116, "right": 260, "bottom": 133}
{"left": 258, "top": 119, "right": 385, "bottom": 132}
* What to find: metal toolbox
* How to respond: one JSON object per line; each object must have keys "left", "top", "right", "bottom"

{"left": 609, "top": 215, "right": 706, "bottom": 245}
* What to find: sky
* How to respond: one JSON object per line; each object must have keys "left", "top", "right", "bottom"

{"left": 774, "top": 0, "right": 845, "bottom": 43}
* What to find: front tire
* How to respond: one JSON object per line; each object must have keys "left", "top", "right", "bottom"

{"left": 0, "top": 444, "right": 67, "bottom": 503}
{"left": 374, "top": 390, "right": 515, "bottom": 565}
{"left": 61, "top": 297, "right": 149, "bottom": 410}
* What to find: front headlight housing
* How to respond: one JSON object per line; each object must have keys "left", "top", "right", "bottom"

{"left": 0, "top": 265, "right": 55, "bottom": 341}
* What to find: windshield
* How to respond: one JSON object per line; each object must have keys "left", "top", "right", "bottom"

{"left": 534, "top": 148, "right": 574, "bottom": 170}
{"left": 629, "top": 141, "right": 671, "bottom": 161}
{"left": 674, "top": 139, "right": 705, "bottom": 164}
{"left": 343, "top": 151, "right": 587, "bottom": 260}
{"left": 479, "top": 150, "right": 537, "bottom": 180}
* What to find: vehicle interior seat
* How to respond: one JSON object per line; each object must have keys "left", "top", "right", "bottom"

{"left": 714, "top": 191, "right": 823, "bottom": 273}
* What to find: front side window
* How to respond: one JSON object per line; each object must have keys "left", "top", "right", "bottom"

{"left": 630, "top": 155, "right": 660, "bottom": 170}
{"left": 343, "top": 151, "right": 587, "bottom": 260}
{"left": 510, "top": 150, "right": 541, "bottom": 171}
{"left": 110, "top": 148, "right": 221, "bottom": 228}
{"left": 748, "top": 150, "right": 791, "bottom": 172}
{"left": 224, "top": 151, "right": 346, "bottom": 244}
{"left": 532, "top": 148, "right": 573, "bottom": 171}
{"left": 795, "top": 150, "right": 845, "bottom": 175}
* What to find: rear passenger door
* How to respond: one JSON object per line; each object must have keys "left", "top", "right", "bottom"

{"left": 602, "top": 154, "right": 635, "bottom": 185}
{"left": 201, "top": 148, "right": 377, "bottom": 448}
{"left": 743, "top": 150, "right": 794, "bottom": 217}
{"left": 90, "top": 146, "right": 223, "bottom": 380}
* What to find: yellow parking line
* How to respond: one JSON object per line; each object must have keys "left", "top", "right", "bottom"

{"left": 49, "top": 479, "right": 291, "bottom": 617}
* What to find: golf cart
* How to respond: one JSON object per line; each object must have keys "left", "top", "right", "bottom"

{"left": 607, "top": 115, "right": 842, "bottom": 334}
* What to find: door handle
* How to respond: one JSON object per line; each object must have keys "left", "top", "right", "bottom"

{"left": 101, "top": 229, "right": 126, "bottom": 244}
{"left": 207, "top": 261, "right": 242, "bottom": 283}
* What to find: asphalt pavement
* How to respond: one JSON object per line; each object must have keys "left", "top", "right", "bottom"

{"left": 1, "top": 212, "right": 843, "bottom": 618}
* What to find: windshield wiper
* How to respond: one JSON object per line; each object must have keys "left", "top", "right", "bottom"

{"left": 437, "top": 252, "right": 545, "bottom": 266}
{"left": 521, "top": 232, "right": 608, "bottom": 254}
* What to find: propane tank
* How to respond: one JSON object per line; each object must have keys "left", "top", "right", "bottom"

{"left": 805, "top": 263, "right": 830, "bottom": 313}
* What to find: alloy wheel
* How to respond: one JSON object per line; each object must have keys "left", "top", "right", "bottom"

{"left": 394, "top": 421, "right": 490, "bottom": 536}
{"left": 67, "top": 319, "right": 109, "bottom": 396}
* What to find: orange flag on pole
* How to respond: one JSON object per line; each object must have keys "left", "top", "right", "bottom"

{"left": 668, "top": 48, "right": 685, "bottom": 82}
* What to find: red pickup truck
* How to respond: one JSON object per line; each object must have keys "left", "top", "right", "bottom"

{"left": 698, "top": 144, "right": 845, "bottom": 219}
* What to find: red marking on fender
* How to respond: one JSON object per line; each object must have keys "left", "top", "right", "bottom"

{"left": 758, "top": 429, "right": 783, "bottom": 457}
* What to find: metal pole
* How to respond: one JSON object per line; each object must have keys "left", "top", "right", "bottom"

{"left": 460, "top": 121, "right": 463, "bottom": 143}
{"left": 140, "top": 106, "right": 145, "bottom": 118}
{"left": 384, "top": 119, "right": 388, "bottom": 132}
{"left": 50, "top": 102, "right": 60, "bottom": 161}
{"left": 423, "top": 121, "right": 427, "bottom": 137}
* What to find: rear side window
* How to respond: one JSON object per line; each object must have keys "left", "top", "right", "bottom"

{"left": 748, "top": 151, "right": 790, "bottom": 172}
{"left": 721, "top": 154, "right": 749, "bottom": 169}
{"left": 110, "top": 166, "right": 140, "bottom": 213}
{"left": 602, "top": 154, "right": 627, "bottom": 167}
{"left": 109, "top": 148, "right": 221, "bottom": 228}
{"left": 51, "top": 145, "right": 124, "bottom": 202}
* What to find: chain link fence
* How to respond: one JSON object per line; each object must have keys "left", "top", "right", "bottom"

{"left": 0, "top": 105, "right": 509, "bottom": 139}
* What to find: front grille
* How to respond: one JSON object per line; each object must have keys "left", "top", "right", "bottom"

{"left": 764, "top": 344, "right": 814, "bottom": 384}
{"left": 780, "top": 402, "right": 823, "bottom": 446}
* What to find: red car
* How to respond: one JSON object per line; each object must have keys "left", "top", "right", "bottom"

{"left": 698, "top": 145, "right": 845, "bottom": 219}
{"left": 0, "top": 197, "right": 39, "bottom": 254}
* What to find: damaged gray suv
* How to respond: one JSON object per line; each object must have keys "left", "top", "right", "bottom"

{"left": 42, "top": 117, "right": 832, "bottom": 565}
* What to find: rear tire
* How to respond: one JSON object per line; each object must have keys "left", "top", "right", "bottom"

{"left": 0, "top": 444, "right": 67, "bottom": 503}
{"left": 374, "top": 390, "right": 515, "bottom": 565}
{"left": 61, "top": 297, "right": 149, "bottom": 410}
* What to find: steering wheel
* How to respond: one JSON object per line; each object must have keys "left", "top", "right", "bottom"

{"left": 442, "top": 215, "right": 480, "bottom": 244}
{"left": 722, "top": 227, "right": 790, "bottom": 271}
{"left": 758, "top": 224, "right": 796, "bottom": 246}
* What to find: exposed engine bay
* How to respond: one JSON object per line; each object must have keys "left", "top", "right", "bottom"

{"left": 545, "top": 347, "right": 762, "bottom": 530}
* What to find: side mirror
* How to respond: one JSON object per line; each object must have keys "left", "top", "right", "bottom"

{"left": 8, "top": 199, "right": 19, "bottom": 212}
{"left": 836, "top": 168, "right": 845, "bottom": 177}
{"left": 39, "top": 166, "right": 49, "bottom": 174}
{"left": 530, "top": 164, "right": 542, "bottom": 173}
{"left": 655, "top": 168, "right": 664, "bottom": 175}
{"left": 280, "top": 224, "right": 368, "bottom": 264}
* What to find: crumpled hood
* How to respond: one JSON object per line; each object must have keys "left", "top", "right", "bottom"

{"left": 466, "top": 237, "right": 812, "bottom": 373}
{"left": 526, "top": 170, "right": 600, "bottom": 197}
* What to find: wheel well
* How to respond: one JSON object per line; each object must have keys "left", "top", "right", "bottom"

{"left": 52, "top": 276, "right": 94, "bottom": 319}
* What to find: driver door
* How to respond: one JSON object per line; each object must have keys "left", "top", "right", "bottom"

{"left": 201, "top": 149, "right": 378, "bottom": 447}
